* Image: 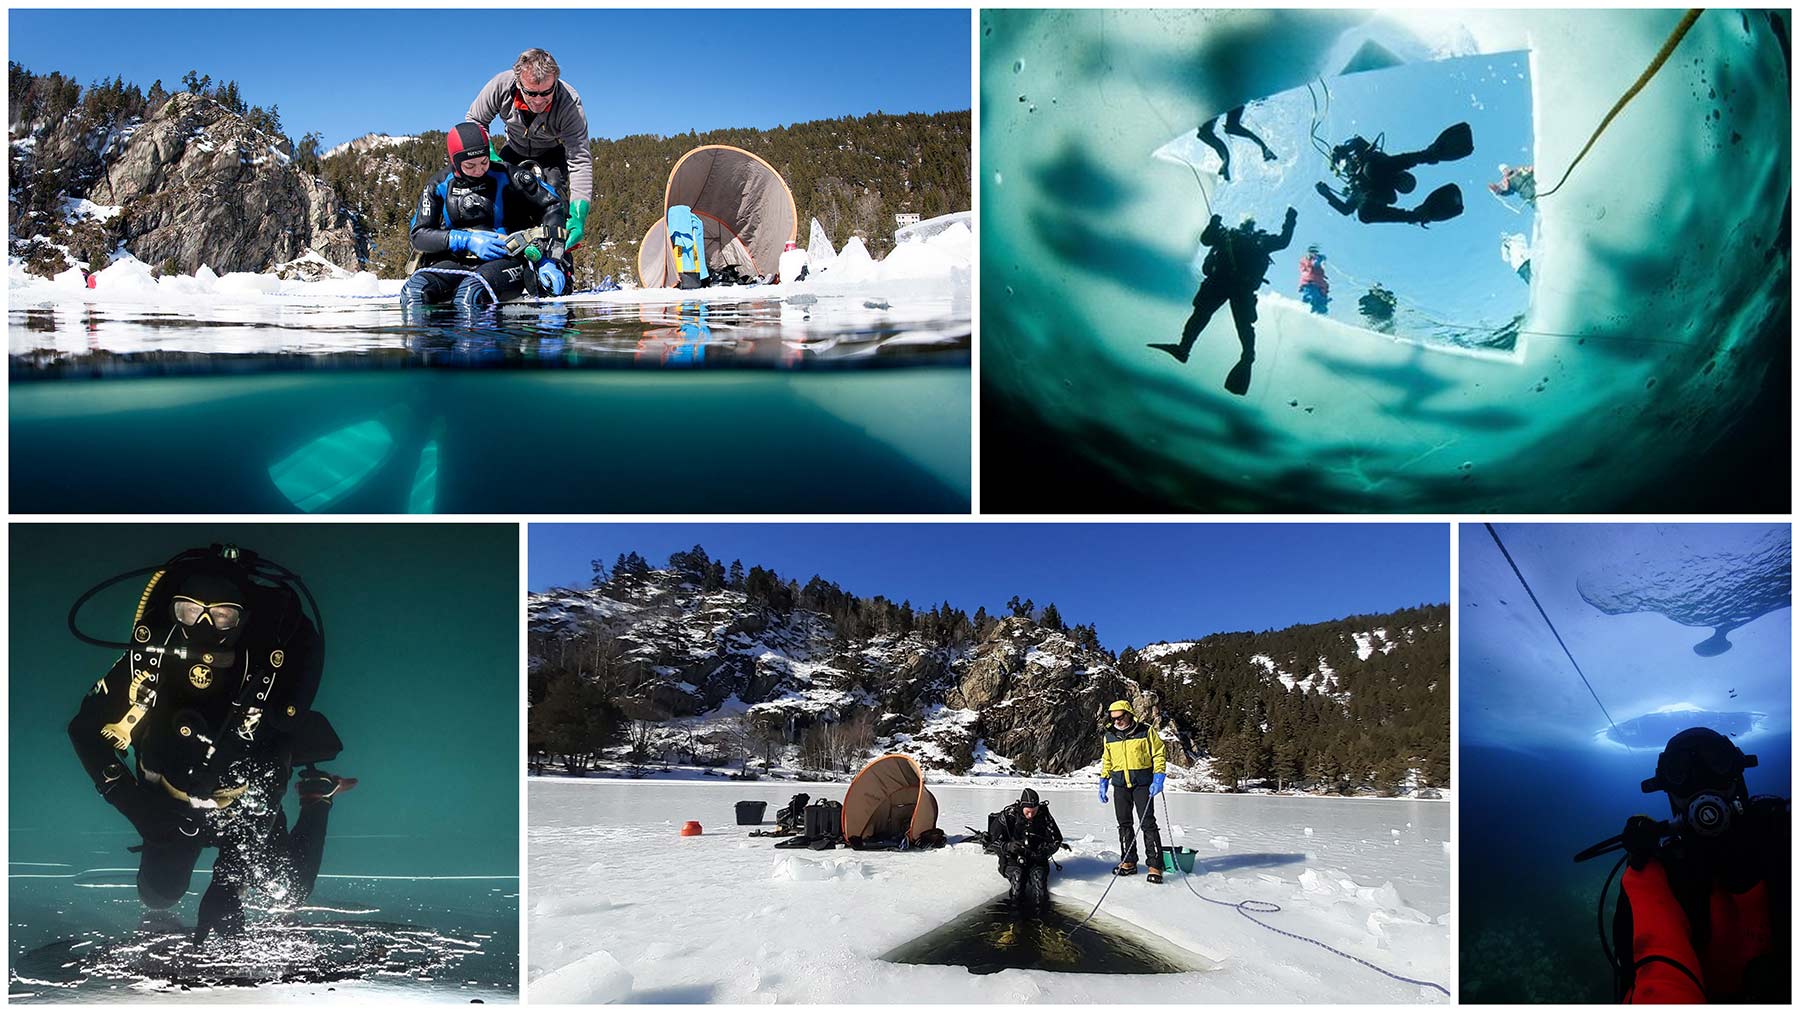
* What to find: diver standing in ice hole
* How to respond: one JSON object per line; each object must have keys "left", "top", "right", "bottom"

{"left": 67, "top": 545, "right": 356, "bottom": 945}
{"left": 991, "top": 788, "right": 1068, "bottom": 911}
{"left": 1149, "top": 206, "right": 1297, "bottom": 396}
{"left": 1196, "top": 105, "right": 1278, "bottom": 182}
{"left": 1314, "top": 122, "right": 1474, "bottom": 226}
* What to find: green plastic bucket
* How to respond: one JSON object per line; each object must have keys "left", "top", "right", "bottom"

{"left": 1161, "top": 846, "right": 1198, "bottom": 873}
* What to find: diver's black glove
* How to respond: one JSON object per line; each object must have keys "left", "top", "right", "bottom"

{"left": 1621, "top": 814, "right": 1665, "bottom": 870}
{"left": 1285, "top": 206, "right": 1298, "bottom": 224}
{"left": 98, "top": 763, "right": 184, "bottom": 844}
{"left": 1314, "top": 181, "right": 1334, "bottom": 199}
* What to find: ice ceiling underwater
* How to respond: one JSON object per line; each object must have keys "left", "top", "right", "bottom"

{"left": 982, "top": 9, "right": 1790, "bottom": 512}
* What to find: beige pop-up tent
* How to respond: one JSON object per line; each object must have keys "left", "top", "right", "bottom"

{"left": 635, "top": 145, "right": 799, "bottom": 288}
{"left": 841, "top": 753, "right": 940, "bottom": 847}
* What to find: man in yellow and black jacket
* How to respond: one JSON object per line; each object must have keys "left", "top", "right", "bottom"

{"left": 1099, "top": 699, "right": 1168, "bottom": 883}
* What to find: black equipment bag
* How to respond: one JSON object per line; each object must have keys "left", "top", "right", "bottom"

{"left": 803, "top": 800, "right": 843, "bottom": 841}
{"left": 774, "top": 793, "right": 811, "bottom": 832}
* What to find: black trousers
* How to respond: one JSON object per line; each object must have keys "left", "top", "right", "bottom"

{"left": 1177, "top": 276, "right": 1258, "bottom": 360}
{"left": 1113, "top": 782, "right": 1164, "bottom": 870}
{"left": 1001, "top": 854, "right": 1051, "bottom": 910}
{"left": 402, "top": 258, "right": 535, "bottom": 310}
{"left": 138, "top": 800, "right": 333, "bottom": 914}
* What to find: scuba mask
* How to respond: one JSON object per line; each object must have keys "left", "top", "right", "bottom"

{"left": 1641, "top": 726, "right": 1757, "bottom": 840}
{"left": 1330, "top": 136, "right": 1373, "bottom": 179}
{"left": 168, "top": 564, "right": 250, "bottom": 652}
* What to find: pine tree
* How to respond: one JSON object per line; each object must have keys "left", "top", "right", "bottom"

{"left": 1272, "top": 739, "right": 1301, "bottom": 791}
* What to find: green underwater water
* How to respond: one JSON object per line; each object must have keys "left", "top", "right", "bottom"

{"left": 9, "top": 368, "right": 970, "bottom": 513}
{"left": 8, "top": 524, "right": 520, "bottom": 1000}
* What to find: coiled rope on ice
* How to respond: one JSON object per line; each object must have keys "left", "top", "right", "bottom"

{"left": 1063, "top": 782, "right": 1451, "bottom": 997}
{"left": 1158, "top": 792, "right": 1452, "bottom": 997}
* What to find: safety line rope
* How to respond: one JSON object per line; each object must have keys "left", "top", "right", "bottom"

{"left": 1483, "top": 521, "right": 1620, "bottom": 733}
{"left": 1159, "top": 792, "right": 1452, "bottom": 997}
{"left": 1537, "top": 9, "right": 1705, "bottom": 199}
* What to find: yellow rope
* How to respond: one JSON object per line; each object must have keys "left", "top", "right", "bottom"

{"left": 1537, "top": 9, "right": 1705, "bottom": 199}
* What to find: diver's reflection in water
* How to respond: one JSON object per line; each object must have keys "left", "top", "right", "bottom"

{"left": 401, "top": 302, "right": 576, "bottom": 368}
{"left": 880, "top": 897, "right": 1195, "bottom": 975}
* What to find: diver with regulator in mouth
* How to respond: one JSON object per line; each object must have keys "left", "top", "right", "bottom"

{"left": 1314, "top": 122, "right": 1474, "bottom": 226}
{"left": 67, "top": 544, "right": 356, "bottom": 946}
{"left": 1574, "top": 727, "right": 1789, "bottom": 1003}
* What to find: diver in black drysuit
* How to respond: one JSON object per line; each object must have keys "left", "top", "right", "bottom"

{"left": 992, "top": 789, "right": 1066, "bottom": 912}
{"left": 402, "top": 121, "right": 571, "bottom": 313}
{"left": 68, "top": 546, "right": 355, "bottom": 944}
{"left": 1314, "top": 122, "right": 1474, "bottom": 226}
{"left": 1149, "top": 206, "right": 1296, "bottom": 396}
{"left": 1196, "top": 105, "right": 1277, "bottom": 182}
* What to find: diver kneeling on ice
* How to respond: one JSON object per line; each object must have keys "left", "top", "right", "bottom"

{"left": 1314, "top": 122, "right": 1473, "bottom": 226}
{"left": 401, "top": 121, "right": 571, "bottom": 313}
{"left": 992, "top": 788, "right": 1068, "bottom": 912}
{"left": 1574, "top": 727, "right": 1790, "bottom": 1003}
{"left": 1148, "top": 206, "right": 1297, "bottom": 396}
{"left": 1098, "top": 700, "right": 1169, "bottom": 884}
{"left": 67, "top": 545, "right": 356, "bottom": 945}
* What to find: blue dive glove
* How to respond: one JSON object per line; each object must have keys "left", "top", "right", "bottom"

{"left": 1150, "top": 772, "right": 1166, "bottom": 797}
{"left": 467, "top": 230, "right": 510, "bottom": 261}
{"left": 1098, "top": 777, "right": 1109, "bottom": 803}
{"left": 448, "top": 229, "right": 472, "bottom": 253}
{"left": 536, "top": 261, "right": 566, "bottom": 296}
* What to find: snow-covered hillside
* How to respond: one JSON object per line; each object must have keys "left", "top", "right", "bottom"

{"left": 320, "top": 132, "right": 419, "bottom": 160}
{"left": 531, "top": 571, "right": 1448, "bottom": 798}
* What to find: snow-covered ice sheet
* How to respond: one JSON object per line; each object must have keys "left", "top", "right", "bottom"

{"left": 528, "top": 779, "right": 1450, "bottom": 1002}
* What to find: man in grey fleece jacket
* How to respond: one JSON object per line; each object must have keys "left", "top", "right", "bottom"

{"left": 466, "top": 48, "right": 592, "bottom": 249}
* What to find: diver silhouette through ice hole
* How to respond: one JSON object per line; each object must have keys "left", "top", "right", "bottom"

{"left": 1315, "top": 122, "right": 1474, "bottom": 226}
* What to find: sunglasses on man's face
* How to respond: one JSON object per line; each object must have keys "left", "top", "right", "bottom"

{"left": 520, "top": 82, "right": 555, "bottom": 98}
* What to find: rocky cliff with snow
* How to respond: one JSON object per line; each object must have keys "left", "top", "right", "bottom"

{"left": 529, "top": 569, "right": 1161, "bottom": 777}
{"left": 11, "top": 85, "right": 365, "bottom": 275}
{"left": 529, "top": 563, "right": 1448, "bottom": 792}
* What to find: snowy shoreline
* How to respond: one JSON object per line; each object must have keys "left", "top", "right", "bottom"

{"left": 527, "top": 772, "right": 1452, "bottom": 803}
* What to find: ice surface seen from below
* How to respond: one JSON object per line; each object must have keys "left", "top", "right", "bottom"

{"left": 982, "top": 9, "right": 1789, "bottom": 511}
{"left": 1460, "top": 523, "right": 1791, "bottom": 751}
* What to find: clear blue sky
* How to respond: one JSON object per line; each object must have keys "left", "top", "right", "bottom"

{"left": 9, "top": 9, "right": 971, "bottom": 148}
{"left": 530, "top": 523, "right": 1448, "bottom": 651}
